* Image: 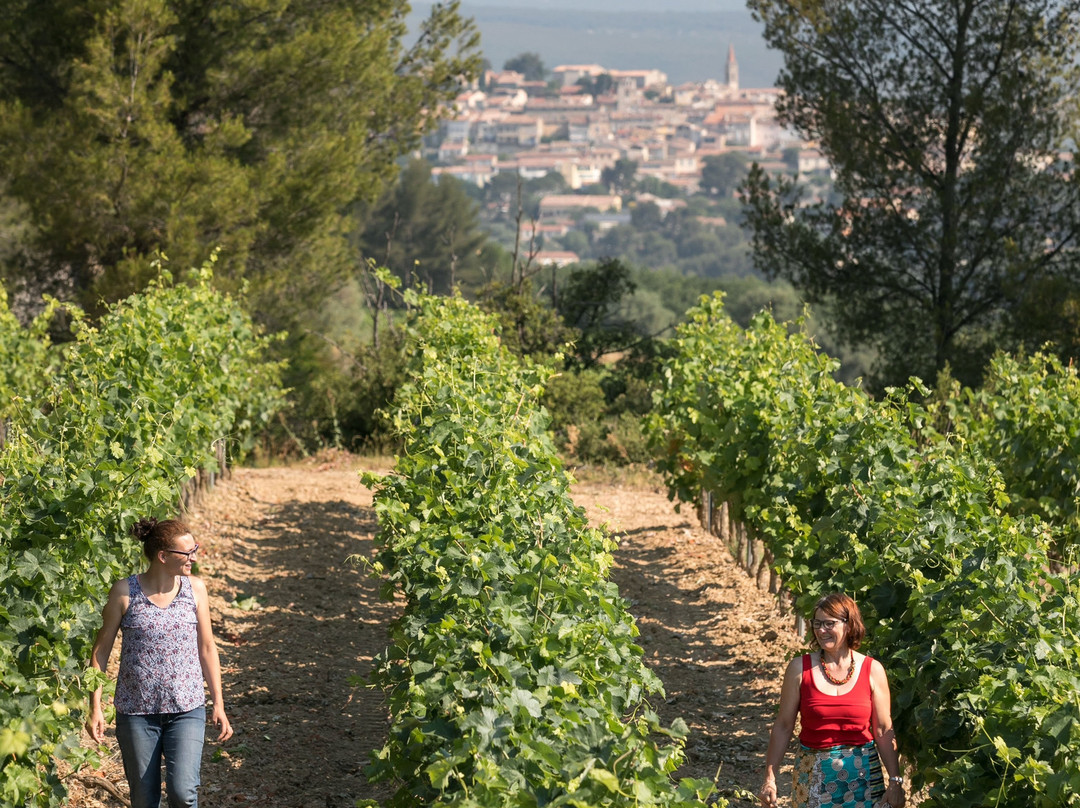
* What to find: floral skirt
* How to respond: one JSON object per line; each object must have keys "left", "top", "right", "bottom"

{"left": 792, "top": 741, "right": 885, "bottom": 808}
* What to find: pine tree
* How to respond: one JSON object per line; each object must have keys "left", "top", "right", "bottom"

{"left": 0, "top": 0, "right": 480, "bottom": 319}
{"left": 353, "top": 159, "right": 490, "bottom": 296}
{"left": 742, "top": 0, "right": 1080, "bottom": 387}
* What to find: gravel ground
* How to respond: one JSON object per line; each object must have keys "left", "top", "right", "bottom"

{"left": 64, "top": 454, "right": 804, "bottom": 808}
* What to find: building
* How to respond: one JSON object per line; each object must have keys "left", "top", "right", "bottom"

{"left": 552, "top": 64, "right": 608, "bottom": 87}
{"left": 798, "top": 148, "right": 831, "bottom": 175}
{"left": 436, "top": 140, "right": 469, "bottom": 163}
{"left": 431, "top": 164, "right": 494, "bottom": 187}
{"left": 638, "top": 156, "right": 701, "bottom": 184}
{"left": 439, "top": 117, "right": 473, "bottom": 142}
{"left": 532, "top": 250, "right": 581, "bottom": 267}
{"left": 539, "top": 194, "right": 623, "bottom": 219}
{"left": 486, "top": 69, "right": 525, "bottom": 89}
{"left": 609, "top": 68, "right": 668, "bottom": 90}
{"left": 495, "top": 116, "right": 544, "bottom": 147}
{"left": 485, "top": 88, "right": 528, "bottom": 111}
{"left": 634, "top": 193, "right": 689, "bottom": 216}
{"left": 582, "top": 212, "right": 631, "bottom": 232}
{"left": 567, "top": 118, "right": 613, "bottom": 145}
{"left": 522, "top": 221, "right": 574, "bottom": 241}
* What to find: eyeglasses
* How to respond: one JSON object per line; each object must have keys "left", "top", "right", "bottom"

{"left": 812, "top": 618, "right": 847, "bottom": 631}
{"left": 166, "top": 544, "right": 200, "bottom": 560}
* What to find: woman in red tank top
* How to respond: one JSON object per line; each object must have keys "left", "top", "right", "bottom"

{"left": 758, "top": 593, "right": 905, "bottom": 808}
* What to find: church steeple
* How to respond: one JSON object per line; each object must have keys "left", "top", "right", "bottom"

{"left": 725, "top": 44, "right": 739, "bottom": 93}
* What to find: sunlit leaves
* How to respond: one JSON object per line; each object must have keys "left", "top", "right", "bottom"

{"left": 365, "top": 293, "right": 720, "bottom": 807}
{"left": 648, "top": 293, "right": 1080, "bottom": 806}
{"left": 0, "top": 261, "right": 284, "bottom": 805}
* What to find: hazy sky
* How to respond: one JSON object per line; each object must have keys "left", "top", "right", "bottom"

{"left": 420, "top": 1, "right": 781, "bottom": 86}
{"left": 465, "top": 0, "right": 748, "bottom": 9}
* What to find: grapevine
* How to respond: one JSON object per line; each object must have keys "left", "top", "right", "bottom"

{"left": 648, "top": 293, "right": 1080, "bottom": 807}
{"left": 363, "top": 291, "right": 720, "bottom": 807}
{"left": 0, "top": 259, "right": 285, "bottom": 806}
{"left": 935, "top": 351, "right": 1080, "bottom": 561}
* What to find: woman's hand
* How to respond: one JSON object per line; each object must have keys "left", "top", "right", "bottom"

{"left": 211, "top": 703, "right": 233, "bottom": 742}
{"left": 85, "top": 707, "right": 106, "bottom": 744}
{"left": 884, "top": 781, "right": 906, "bottom": 808}
{"left": 759, "top": 657, "right": 802, "bottom": 808}
{"left": 758, "top": 777, "right": 778, "bottom": 808}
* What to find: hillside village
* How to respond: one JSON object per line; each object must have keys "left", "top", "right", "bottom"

{"left": 422, "top": 48, "right": 831, "bottom": 266}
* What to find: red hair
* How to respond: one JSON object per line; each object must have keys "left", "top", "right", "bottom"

{"left": 810, "top": 592, "right": 866, "bottom": 650}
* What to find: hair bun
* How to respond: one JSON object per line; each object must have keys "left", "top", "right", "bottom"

{"left": 130, "top": 517, "right": 160, "bottom": 543}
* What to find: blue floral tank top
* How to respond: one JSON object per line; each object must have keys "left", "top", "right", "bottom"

{"left": 115, "top": 574, "right": 205, "bottom": 714}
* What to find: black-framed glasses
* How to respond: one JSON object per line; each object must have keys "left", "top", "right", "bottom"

{"left": 166, "top": 544, "right": 200, "bottom": 560}
{"left": 812, "top": 618, "right": 847, "bottom": 631}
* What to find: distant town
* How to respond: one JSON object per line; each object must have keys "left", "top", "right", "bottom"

{"left": 421, "top": 48, "right": 829, "bottom": 266}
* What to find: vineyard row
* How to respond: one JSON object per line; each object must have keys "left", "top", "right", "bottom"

{"left": 647, "top": 293, "right": 1080, "bottom": 807}
{"left": 0, "top": 262, "right": 285, "bottom": 806}
{"left": 361, "top": 291, "right": 721, "bottom": 808}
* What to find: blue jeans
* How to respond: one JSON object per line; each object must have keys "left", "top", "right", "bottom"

{"left": 116, "top": 707, "right": 205, "bottom": 808}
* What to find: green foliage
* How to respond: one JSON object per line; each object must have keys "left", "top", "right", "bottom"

{"left": 935, "top": 351, "right": 1080, "bottom": 560}
{"left": 544, "top": 369, "right": 618, "bottom": 463}
{"left": 479, "top": 279, "right": 575, "bottom": 361}
{"left": 575, "top": 73, "right": 614, "bottom": 97}
{"left": 556, "top": 258, "right": 643, "bottom": 368}
{"left": 647, "top": 293, "right": 1080, "bottom": 806}
{"left": 544, "top": 358, "right": 659, "bottom": 467}
{"left": 581, "top": 207, "right": 756, "bottom": 278}
{"left": 636, "top": 177, "right": 682, "bottom": 198}
{"left": 473, "top": 172, "right": 756, "bottom": 281}
{"left": 475, "top": 258, "right": 659, "bottom": 465}
{"left": 364, "top": 292, "right": 721, "bottom": 807}
{"left": 469, "top": 171, "right": 570, "bottom": 230}
{"left": 628, "top": 269, "right": 873, "bottom": 383}
{"left": 0, "top": 0, "right": 480, "bottom": 317}
{"left": 699, "top": 153, "right": 747, "bottom": 198}
{"left": 275, "top": 315, "right": 409, "bottom": 456}
{"left": 1004, "top": 273, "right": 1080, "bottom": 363}
{"left": 280, "top": 152, "right": 511, "bottom": 453}
{"left": 601, "top": 160, "right": 638, "bottom": 195}
{"left": 545, "top": 370, "right": 608, "bottom": 435}
{"left": 0, "top": 286, "right": 57, "bottom": 421}
{"left": 630, "top": 201, "right": 664, "bottom": 232}
{"left": 273, "top": 257, "right": 416, "bottom": 454}
{"left": 0, "top": 259, "right": 284, "bottom": 806}
{"left": 742, "top": 0, "right": 1080, "bottom": 390}
{"left": 353, "top": 159, "right": 492, "bottom": 296}
{"left": 503, "top": 51, "right": 547, "bottom": 81}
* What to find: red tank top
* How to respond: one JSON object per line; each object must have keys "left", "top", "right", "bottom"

{"left": 798, "top": 653, "right": 874, "bottom": 748}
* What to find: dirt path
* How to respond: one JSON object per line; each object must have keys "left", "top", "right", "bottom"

{"left": 573, "top": 476, "right": 802, "bottom": 804}
{"left": 67, "top": 458, "right": 800, "bottom": 808}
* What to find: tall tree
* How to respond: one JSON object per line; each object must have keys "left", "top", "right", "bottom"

{"left": 556, "top": 258, "right": 642, "bottom": 368}
{"left": 601, "top": 158, "right": 637, "bottom": 195}
{"left": 354, "top": 159, "right": 490, "bottom": 296}
{"left": 0, "top": 0, "right": 480, "bottom": 318}
{"left": 575, "top": 73, "right": 614, "bottom": 96}
{"left": 503, "top": 52, "right": 546, "bottom": 81}
{"left": 742, "top": 0, "right": 1080, "bottom": 387}
{"left": 700, "top": 152, "right": 747, "bottom": 197}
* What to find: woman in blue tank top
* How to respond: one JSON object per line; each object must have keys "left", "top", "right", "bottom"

{"left": 86, "top": 517, "right": 233, "bottom": 808}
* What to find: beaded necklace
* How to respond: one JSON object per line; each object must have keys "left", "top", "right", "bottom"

{"left": 820, "top": 654, "right": 855, "bottom": 686}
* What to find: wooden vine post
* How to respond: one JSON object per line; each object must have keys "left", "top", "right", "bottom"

{"left": 699, "top": 488, "right": 802, "bottom": 635}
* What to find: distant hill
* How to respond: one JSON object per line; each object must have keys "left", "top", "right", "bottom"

{"left": 409, "top": 2, "right": 783, "bottom": 87}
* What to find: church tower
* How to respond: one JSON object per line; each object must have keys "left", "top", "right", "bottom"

{"left": 725, "top": 44, "right": 739, "bottom": 94}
